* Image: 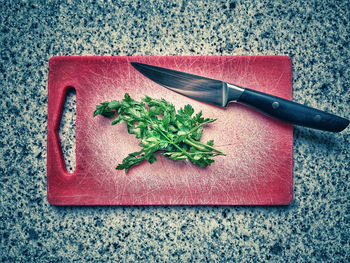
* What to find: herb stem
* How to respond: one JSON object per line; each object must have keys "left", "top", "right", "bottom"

{"left": 147, "top": 118, "right": 194, "bottom": 161}
{"left": 186, "top": 138, "right": 226, "bottom": 155}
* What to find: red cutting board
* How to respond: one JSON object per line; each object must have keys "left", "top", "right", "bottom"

{"left": 47, "top": 56, "right": 293, "bottom": 205}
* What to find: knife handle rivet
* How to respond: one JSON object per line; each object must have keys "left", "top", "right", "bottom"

{"left": 272, "top": 101, "right": 279, "bottom": 109}
{"left": 314, "top": 114, "right": 322, "bottom": 122}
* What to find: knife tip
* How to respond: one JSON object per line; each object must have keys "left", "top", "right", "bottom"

{"left": 131, "top": 62, "right": 145, "bottom": 70}
{"left": 130, "top": 61, "right": 142, "bottom": 66}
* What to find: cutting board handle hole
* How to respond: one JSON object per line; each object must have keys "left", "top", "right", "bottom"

{"left": 58, "top": 87, "right": 76, "bottom": 173}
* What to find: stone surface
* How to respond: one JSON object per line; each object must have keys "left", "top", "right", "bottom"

{"left": 0, "top": 0, "right": 349, "bottom": 262}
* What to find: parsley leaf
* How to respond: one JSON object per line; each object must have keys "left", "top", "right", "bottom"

{"left": 94, "top": 94, "right": 225, "bottom": 173}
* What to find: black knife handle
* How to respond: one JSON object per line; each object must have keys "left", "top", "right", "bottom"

{"left": 236, "top": 88, "right": 349, "bottom": 132}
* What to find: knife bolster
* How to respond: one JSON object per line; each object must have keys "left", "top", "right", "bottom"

{"left": 227, "top": 83, "right": 245, "bottom": 103}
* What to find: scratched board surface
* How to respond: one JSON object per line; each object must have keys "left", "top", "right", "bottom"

{"left": 47, "top": 56, "right": 293, "bottom": 205}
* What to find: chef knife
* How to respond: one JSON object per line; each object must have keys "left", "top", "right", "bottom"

{"left": 131, "top": 62, "right": 349, "bottom": 132}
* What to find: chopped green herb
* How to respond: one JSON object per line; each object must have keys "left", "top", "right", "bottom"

{"left": 94, "top": 93, "right": 225, "bottom": 173}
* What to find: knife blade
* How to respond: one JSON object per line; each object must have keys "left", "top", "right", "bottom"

{"left": 131, "top": 62, "right": 349, "bottom": 132}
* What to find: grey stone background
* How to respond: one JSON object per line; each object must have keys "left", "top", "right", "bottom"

{"left": 1, "top": 0, "right": 349, "bottom": 262}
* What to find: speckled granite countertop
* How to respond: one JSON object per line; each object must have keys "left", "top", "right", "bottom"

{"left": 1, "top": 0, "right": 349, "bottom": 262}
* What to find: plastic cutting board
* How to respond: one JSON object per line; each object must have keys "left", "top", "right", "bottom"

{"left": 47, "top": 56, "right": 293, "bottom": 205}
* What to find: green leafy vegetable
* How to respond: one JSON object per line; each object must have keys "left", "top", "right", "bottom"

{"left": 94, "top": 93, "right": 225, "bottom": 173}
